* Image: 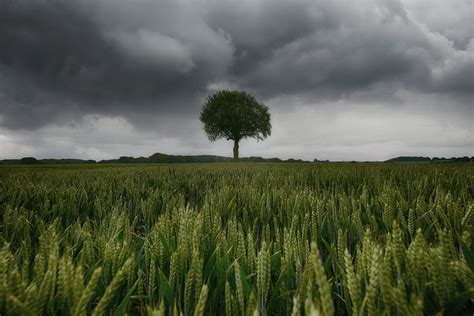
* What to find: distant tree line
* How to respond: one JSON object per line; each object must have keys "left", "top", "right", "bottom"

{"left": 385, "top": 156, "right": 473, "bottom": 163}
{"left": 1, "top": 154, "right": 472, "bottom": 165}
{"left": 0, "top": 153, "right": 310, "bottom": 165}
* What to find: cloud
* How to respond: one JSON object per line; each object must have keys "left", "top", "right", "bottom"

{"left": 1, "top": 91, "right": 471, "bottom": 161}
{"left": 0, "top": 0, "right": 472, "bottom": 159}
{"left": 106, "top": 29, "right": 195, "bottom": 73}
{"left": 0, "top": 114, "right": 206, "bottom": 160}
{"left": 0, "top": 0, "right": 234, "bottom": 129}
{"left": 401, "top": 0, "right": 474, "bottom": 50}
{"left": 216, "top": 0, "right": 473, "bottom": 100}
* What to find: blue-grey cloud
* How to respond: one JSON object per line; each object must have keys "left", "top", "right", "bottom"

{"left": 0, "top": 0, "right": 472, "bottom": 160}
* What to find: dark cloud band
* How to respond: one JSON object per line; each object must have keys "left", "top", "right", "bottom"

{"left": 0, "top": 0, "right": 472, "bottom": 130}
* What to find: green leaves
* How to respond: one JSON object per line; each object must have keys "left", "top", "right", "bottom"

{"left": 459, "top": 237, "right": 474, "bottom": 272}
{"left": 0, "top": 163, "right": 472, "bottom": 315}
{"left": 157, "top": 269, "right": 174, "bottom": 307}
{"left": 200, "top": 90, "right": 271, "bottom": 158}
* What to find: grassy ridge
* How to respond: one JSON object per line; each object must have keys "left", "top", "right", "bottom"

{"left": 0, "top": 163, "right": 473, "bottom": 315}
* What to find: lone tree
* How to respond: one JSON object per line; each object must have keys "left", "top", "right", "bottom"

{"left": 200, "top": 90, "right": 271, "bottom": 161}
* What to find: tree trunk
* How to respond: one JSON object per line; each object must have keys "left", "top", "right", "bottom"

{"left": 233, "top": 140, "right": 239, "bottom": 161}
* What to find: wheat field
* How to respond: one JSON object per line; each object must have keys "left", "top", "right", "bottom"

{"left": 0, "top": 163, "right": 473, "bottom": 315}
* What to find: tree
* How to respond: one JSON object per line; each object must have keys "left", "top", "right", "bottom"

{"left": 200, "top": 90, "right": 271, "bottom": 161}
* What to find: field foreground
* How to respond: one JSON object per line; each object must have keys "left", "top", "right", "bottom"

{"left": 0, "top": 163, "right": 473, "bottom": 315}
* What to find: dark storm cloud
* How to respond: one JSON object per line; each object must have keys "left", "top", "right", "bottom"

{"left": 0, "top": 0, "right": 472, "bottom": 130}
{"left": 0, "top": 0, "right": 233, "bottom": 129}
{"left": 211, "top": 0, "right": 473, "bottom": 99}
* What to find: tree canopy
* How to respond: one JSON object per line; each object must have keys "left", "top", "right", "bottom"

{"left": 200, "top": 90, "right": 271, "bottom": 160}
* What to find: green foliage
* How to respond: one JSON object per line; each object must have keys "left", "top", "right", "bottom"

{"left": 0, "top": 163, "right": 473, "bottom": 315}
{"left": 200, "top": 90, "right": 271, "bottom": 142}
{"left": 200, "top": 90, "right": 271, "bottom": 160}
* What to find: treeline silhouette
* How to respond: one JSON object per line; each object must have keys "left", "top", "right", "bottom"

{"left": 385, "top": 156, "right": 473, "bottom": 163}
{"left": 0, "top": 152, "right": 308, "bottom": 164}
{"left": 1, "top": 153, "right": 472, "bottom": 165}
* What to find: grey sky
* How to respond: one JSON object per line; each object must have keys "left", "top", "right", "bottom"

{"left": 0, "top": 0, "right": 472, "bottom": 161}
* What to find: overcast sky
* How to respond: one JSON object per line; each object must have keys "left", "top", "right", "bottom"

{"left": 0, "top": 0, "right": 472, "bottom": 161}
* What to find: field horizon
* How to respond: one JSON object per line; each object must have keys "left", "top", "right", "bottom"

{"left": 1, "top": 152, "right": 473, "bottom": 165}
